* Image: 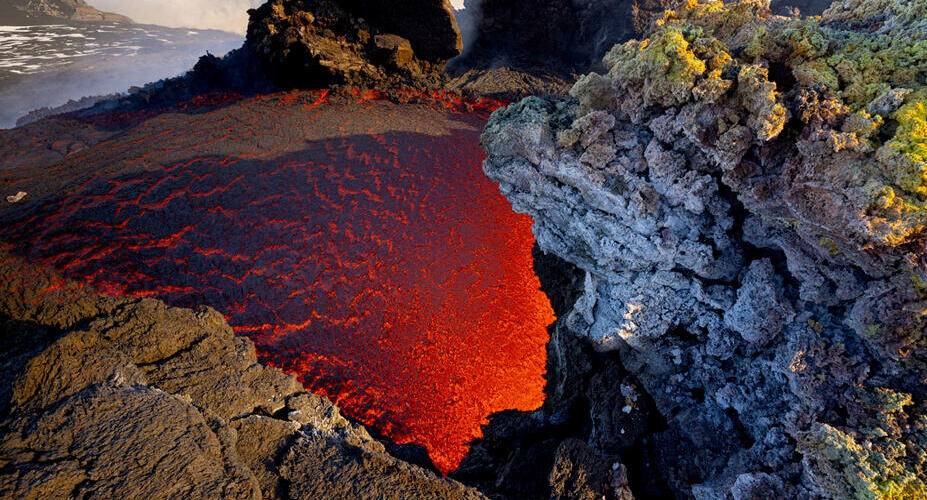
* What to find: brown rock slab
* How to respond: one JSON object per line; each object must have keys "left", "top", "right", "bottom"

{"left": 231, "top": 415, "right": 300, "bottom": 500}
{"left": 246, "top": 0, "right": 460, "bottom": 89}
{"left": 1, "top": 385, "right": 261, "bottom": 500}
{"left": 0, "top": 252, "right": 487, "bottom": 499}
{"left": 347, "top": 0, "right": 462, "bottom": 61}
{"left": 281, "top": 433, "right": 487, "bottom": 500}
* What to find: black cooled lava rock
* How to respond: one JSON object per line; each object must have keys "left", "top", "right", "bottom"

{"left": 246, "top": 0, "right": 461, "bottom": 89}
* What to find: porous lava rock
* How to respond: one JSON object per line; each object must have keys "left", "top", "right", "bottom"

{"left": 474, "top": 0, "right": 927, "bottom": 498}
{"left": 0, "top": 251, "right": 488, "bottom": 500}
{"left": 246, "top": 0, "right": 461, "bottom": 89}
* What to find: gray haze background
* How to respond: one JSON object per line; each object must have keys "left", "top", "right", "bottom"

{"left": 88, "top": 0, "right": 467, "bottom": 34}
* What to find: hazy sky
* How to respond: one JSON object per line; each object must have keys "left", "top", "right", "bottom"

{"left": 88, "top": 0, "right": 467, "bottom": 34}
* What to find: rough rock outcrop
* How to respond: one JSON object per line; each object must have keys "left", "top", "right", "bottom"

{"left": 0, "top": 0, "right": 132, "bottom": 24}
{"left": 246, "top": 0, "right": 461, "bottom": 89}
{"left": 0, "top": 251, "right": 487, "bottom": 500}
{"left": 473, "top": 0, "right": 927, "bottom": 498}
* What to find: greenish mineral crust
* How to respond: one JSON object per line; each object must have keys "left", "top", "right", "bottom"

{"left": 596, "top": 0, "right": 927, "bottom": 247}
{"left": 799, "top": 388, "right": 926, "bottom": 500}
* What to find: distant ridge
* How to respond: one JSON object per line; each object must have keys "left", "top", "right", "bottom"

{"left": 0, "top": 0, "right": 132, "bottom": 24}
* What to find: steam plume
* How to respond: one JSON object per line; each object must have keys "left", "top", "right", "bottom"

{"left": 88, "top": 0, "right": 467, "bottom": 34}
{"left": 86, "top": 0, "right": 264, "bottom": 34}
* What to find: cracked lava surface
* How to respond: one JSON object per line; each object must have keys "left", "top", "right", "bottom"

{"left": 0, "top": 90, "right": 555, "bottom": 473}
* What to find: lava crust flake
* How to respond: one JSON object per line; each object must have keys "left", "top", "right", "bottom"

{"left": 0, "top": 91, "right": 554, "bottom": 473}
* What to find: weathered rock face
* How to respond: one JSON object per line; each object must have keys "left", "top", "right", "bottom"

{"left": 344, "top": 0, "right": 462, "bottom": 61}
{"left": 475, "top": 0, "right": 927, "bottom": 498}
{"left": 0, "top": 252, "right": 487, "bottom": 500}
{"left": 246, "top": 0, "right": 461, "bottom": 89}
{"left": 0, "top": 0, "right": 132, "bottom": 24}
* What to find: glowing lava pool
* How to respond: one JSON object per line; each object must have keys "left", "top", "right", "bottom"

{"left": 0, "top": 90, "right": 554, "bottom": 473}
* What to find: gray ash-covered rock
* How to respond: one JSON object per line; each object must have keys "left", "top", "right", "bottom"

{"left": 470, "top": 0, "right": 927, "bottom": 498}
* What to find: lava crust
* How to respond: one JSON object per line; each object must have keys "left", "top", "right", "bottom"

{"left": 0, "top": 90, "right": 554, "bottom": 473}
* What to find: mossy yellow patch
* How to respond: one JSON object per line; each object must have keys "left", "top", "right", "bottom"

{"left": 893, "top": 101, "right": 927, "bottom": 170}
{"left": 608, "top": 25, "right": 708, "bottom": 105}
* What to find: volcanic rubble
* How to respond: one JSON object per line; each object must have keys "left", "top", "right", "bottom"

{"left": 245, "top": 0, "right": 462, "bottom": 89}
{"left": 471, "top": 0, "right": 927, "bottom": 498}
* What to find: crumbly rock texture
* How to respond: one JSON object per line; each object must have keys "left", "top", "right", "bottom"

{"left": 0, "top": 251, "right": 486, "bottom": 500}
{"left": 246, "top": 0, "right": 461, "bottom": 89}
{"left": 478, "top": 0, "right": 927, "bottom": 498}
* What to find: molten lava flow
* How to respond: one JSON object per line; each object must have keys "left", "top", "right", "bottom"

{"left": 0, "top": 91, "right": 553, "bottom": 473}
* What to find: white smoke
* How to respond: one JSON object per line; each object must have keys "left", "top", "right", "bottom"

{"left": 88, "top": 1, "right": 468, "bottom": 34}
{"left": 86, "top": 0, "right": 265, "bottom": 34}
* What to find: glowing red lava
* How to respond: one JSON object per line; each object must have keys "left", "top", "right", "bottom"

{"left": 0, "top": 91, "right": 554, "bottom": 473}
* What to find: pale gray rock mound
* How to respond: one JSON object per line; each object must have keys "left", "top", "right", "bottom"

{"left": 476, "top": 0, "right": 927, "bottom": 497}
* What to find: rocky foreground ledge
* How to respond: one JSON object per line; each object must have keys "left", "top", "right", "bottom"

{"left": 0, "top": 250, "right": 485, "bottom": 499}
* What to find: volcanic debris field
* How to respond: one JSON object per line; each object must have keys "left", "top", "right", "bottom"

{"left": 0, "top": 90, "right": 555, "bottom": 473}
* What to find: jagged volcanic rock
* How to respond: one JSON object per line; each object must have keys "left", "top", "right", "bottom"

{"left": 343, "top": 0, "right": 462, "bottom": 61}
{"left": 246, "top": 0, "right": 461, "bottom": 89}
{"left": 475, "top": 0, "right": 927, "bottom": 498}
{"left": 0, "top": 251, "right": 487, "bottom": 500}
{"left": 0, "top": 0, "right": 132, "bottom": 24}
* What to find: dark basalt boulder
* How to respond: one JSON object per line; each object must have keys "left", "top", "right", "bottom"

{"left": 446, "top": 0, "right": 678, "bottom": 100}
{"left": 343, "top": 0, "right": 462, "bottom": 61}
{"left": 246, "top": 0, "right": 461, "bottom": 89}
